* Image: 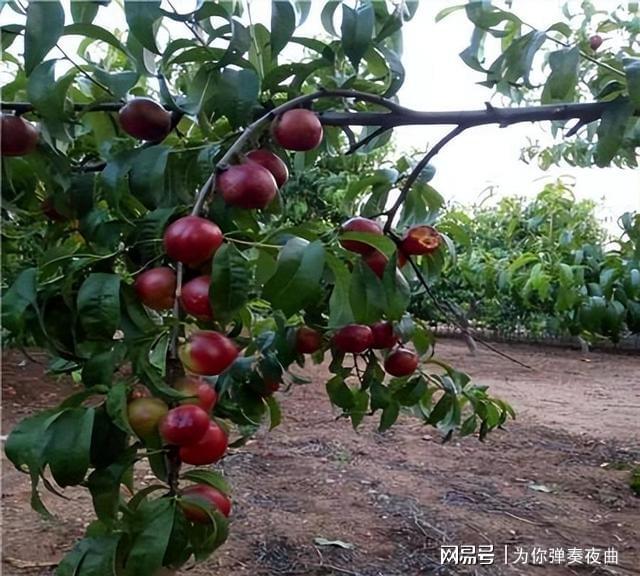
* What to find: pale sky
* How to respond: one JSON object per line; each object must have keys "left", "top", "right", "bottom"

{"left": 2, "top": 1, "right": 638, "bottom": 230}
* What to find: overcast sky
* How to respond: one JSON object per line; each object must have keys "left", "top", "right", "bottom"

{"left": 3, "top": 1, "right": 638, "bottom": 230}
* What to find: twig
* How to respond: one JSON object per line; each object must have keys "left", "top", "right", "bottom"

{"left": 384, "top": 125, "right": 466, "bottom": 233}
{"left": 346, "top": 126, "right": 389, "bottom": 154}
{"left": 56, "top": 44, "right": 116, "bottom": 97}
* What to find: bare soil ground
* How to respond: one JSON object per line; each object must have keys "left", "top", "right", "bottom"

{"left": 2, "top": 339, "right": 639, "bottom": 576}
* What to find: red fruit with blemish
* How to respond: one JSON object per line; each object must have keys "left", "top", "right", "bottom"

{"left": 216, "top": 163, "right": 278, "bottom": 209}
{"left": 118, "top": 98, "right": 171, "bottom": 141}
{"left": 134, "top": 267, "right": 177, "bottom": 311}
{"left": 179, "top": 421, "right": 228, "bottom": 465}
{"left": 180, "top": 275, "right": 213, "bottom": 320}
{"left": 179, "top": 330, "right": 239, "bottom": 376}
{"left": 370, "top": 321, "right": 397, "bottom": 350}
{"left": 384, "top": 347, "right": 419, "bottom": 377}
{"left": 333, "top": 324, "right": 374, "bottom": 354}
{"left": 272, "top": 109, "right": 323, "bottom": 151}
{"left": 1, "top": 114, "right": 38, "bottom": 156}
{"left": 296, "top": 326, "right": 323, "bottom": 354}
{"left": 339, "top": 217, "right": 383, "bottom": 255}
{"left": 159, "top": 404, "right": 210, "bottom": 446}
{"left": 399, "top": 225, "right": 441, "bottom": 256}
{"left": 246, "top": 149, "right": 289, "bottom": 187}
{"left": 163, "top": 216, "right": 223, "bottom": 267}
{"left": 180, "top": 484, "right": 231, "bottom": 523}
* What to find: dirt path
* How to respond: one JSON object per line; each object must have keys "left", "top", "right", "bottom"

{"left": 2, "top": 340, "right": 639, "bottom": 576}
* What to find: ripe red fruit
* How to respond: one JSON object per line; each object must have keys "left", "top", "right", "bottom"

{"left": 175, "top": 377, "right": 218, "bottom": 413}
{"left": 217, "top": 163, "right": 278, "bottom": 210}
{"left": 272, "top": 109, "right": 323, "bottom": 151}
{"left": 363, "top": 249, "right": 388, "bottom": 279}
{"left": 181, "top": 484, "right": 231, "bottom": 523}
{"left": 1, "top": 115, "right": 39, "bottom": 156}
{"left": 400, "top": 225, "right": 441, "bottom": 256}
{"left": 134, "top": 267, "right": 176, "bottom": 311}
{"left": 179, "top": 421, "right": 228, "bottom": 465}
{"left": 41, "top": 197, "right": 65, "bottom": 222}
{"left": 296, "top": 326, "right": 322, "bottom": 354}
{"left": 163, "top": 216, "right": 223, "bottom": 267}
{"left": 384, "top": 347, "right": 419, "bottom": 377}
{"left": 179, "top": 330, "right": 239, "bottom": 376}
{"left": 246, "top": 149, "right": 289, "bottom": 188}
{"left": 370, "top": 321, "right": 397, "bottom": 350}
{"left": 118, "top": 98, "right": 172, "bottom": 141}
{"left": 340, "top": 217, "right": 383, "bottom": 255}
{"left": 159, "top": 405, "right": 210, "bottom": 446}
{"left": 589, "top": 34, "right": 603, "bottom": 50}
{"left": 180, "top": 275, "right": 213, "bottom": 320}
{"left": 333, "top": 324, "right": 374, "bottom": 354}
{"left": 127, "top": 397, "right": 169, "bottom": 439}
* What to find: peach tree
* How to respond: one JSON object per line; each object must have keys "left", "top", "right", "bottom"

{"left": 1, "top": 1, "right": 638, "bottom": 574}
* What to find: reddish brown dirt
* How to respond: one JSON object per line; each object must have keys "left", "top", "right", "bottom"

{"left": 2, "top": 340, "right": 639, "bottom": 576}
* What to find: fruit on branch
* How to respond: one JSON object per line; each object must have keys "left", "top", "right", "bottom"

{"left": 370, "top": 321, "right": 398, "bottom": 350}
{"left": 179, "top": 330, "right": 239, "bottom": 376}
{"left": 216, "top": 163, "right": 278, "bottom": 209}
{"left": 339, "top": 217, "right": 383, "bottom": 255}
{"left": 384, "top": 347, "right": 419, "bottom": 377}
{"left": 399, "top": 225, "right": 441, "bottom": 255}
{"left": 118, "top": 98, "right": 172, "bottom": 141}
{"left": 589, "top": 34, "right": 603, "bottom": 50}
{"left": 1, "top": 114, "right": 39, "bottom": 156}
{"left": 180, "top": 484, "right": 231, "bottom": 523}
{"left": 175, "top": 377, "right": 218, "bottom": 412}
{"left": 363, "top": 249, "right": 388, "bottom": 279}
{"left": 296, "top": 326, "right": 323, "bottom": 354}
{"left": 246, "top": 149, "right": 289, "bottom": 187}
{"left": 179, "top": 421, "right": 228, "bottom": 465}
{"left": 127, "top": 397, "right": 169, "bottom": 439}
{"left": 40, "top": 197, "right": 65, "bottom": 222}
{"left": 180, "top": 275, "right": 213, "bottom": 320}
{"left": 134, "top": 267, "right": 177, "bottom": 311}
{"left": 333, "top": 324, "right": 374, "bottom": 354}
{"left": 159, "top": 404, "right": 210, "bottom": 446}
{"left": 163, "top": 216, "right": 223, "bottom": 267}
{"left": 272, "top": 108, "right": 323, "bottom": 151}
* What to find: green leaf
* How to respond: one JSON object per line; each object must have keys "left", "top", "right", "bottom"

{"left": 210, "top": 243, "right": 251, "bottom": 318}
{"left": 338, "top": 231, "right": 396, "bottom": 257}
{"left": 88, "top": 448, "right": 136, "bottom": 522}
{"left": 341, "top": 1, "right": 374, "bottom": 68}
{"left": 350, "top": 389, "right": 369, "bottom": 429}
{"left": 24, "top": 0, "right": 65, "bottom": 75}
{"left": 70, "top": 1, "right": 100, "bottom": 24}
{"left": 124, "top": 0, "right": 162, "bottom": 54}
{"left": 124, "top": 498, "right": 175, "bottom": 576}
{"left": 435, "top": 4, "right": 465, "bottom": 22}
{"left": 542, "top": 46, "right": 579, "bottom": 103}
{"left": 263, "top": 238, "right": 325, "bottom": 317}
{"left": 326, "top": 375, "right": 354, "bottom": 409}
{"left": 379, "top": 400, "right": 400, "bottom": 431}
{"left": 106, "top": 381, "right": 136, "bottom": 436}
{"left": 320, "top": 1, "right": 341, "bottom": 36}
{"left": 5, "top": 409, "right": 59, "bottom": 517}
{"left": 129, "top": 146, "right": 170, "bottom": 209}
{"left": 26, "top": 60, "right": 77, "bottom": 140}
{"left": 349, "top": 260, "right": 384, "bottom": 324}
{"left": 623, "top": 58, "right": 640, "bottom": 107}
{"left": 595, "top": 98, "right": 634, "bottom": 167}
{"left": 181, "top": 469, "right": 231, "bottom": 494}
{"left": 214, "top": 68, "right": 260, "bottom": 128}
{"left": 82, "top": 348, "right": 117, "bottom": 388}
{"left": 271, "top": 0, "right": 296, "bottom": 56}
{"left": 46, "top": 407, "right": 95, "bottom": 487}
{"left": 265, "top": 395, "right": 282, "bottom": 430}
{"left": 326, "top": 253, "right": 354, "bottom": 327}
{"left": 382, "top": 258, "right": 410, "bottom": 321}
{"left": 77, "top": 273, "right": 121, "bottom": 339}
{"left": 63, "top": 23, "right": 131, "bottom": 58}
{"left": 56, "top": 534, "right": 121, "bottom": 576}
{"left": 1, "top": 267, "right": 38, "bottom": 334}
